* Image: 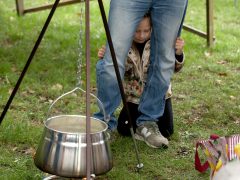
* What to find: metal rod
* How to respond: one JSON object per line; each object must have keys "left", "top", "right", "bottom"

{"left": 85, "top": 0, "right": 91, "bottom": 179}
{"left": 97, "top": 0, "right": 143, "bottom": 170}
{"left": 0, "top": 0, "right": 61, "bottom": 125}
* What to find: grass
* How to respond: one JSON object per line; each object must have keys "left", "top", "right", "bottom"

{"left": 0, "top": 0, "right": 240, "bottom": 179}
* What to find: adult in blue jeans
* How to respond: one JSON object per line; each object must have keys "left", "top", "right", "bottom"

{"left": 95, "top": 0, "right": 188, "bottom": 148}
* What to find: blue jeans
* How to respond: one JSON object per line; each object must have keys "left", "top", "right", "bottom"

{"left": 95, "top": 0, "right": 188, "bottom": 130}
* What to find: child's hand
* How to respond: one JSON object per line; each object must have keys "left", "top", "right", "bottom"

{"left": 175, "top": 37, "right": 185, "bottom": 55}
{"left": 98, "top": 45, "right": 106, "bottom": 59}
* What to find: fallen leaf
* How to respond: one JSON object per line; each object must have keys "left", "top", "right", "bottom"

{"left": 51, "top": 83, "right": 63, "bottom": 91}
{"left": 176, "top": 94, "right": 187, "bottom": 100}
{"left": 217, "top": 60, "right": 228, "bottom": 65}
{"left": 218, "top": 72, "right": 227, "bottom": 77}
{"left": 230, "top": 95, "right": 236, "bottom": 100}
{"left": 39, "top": 96, "right": 47, "bottom": 101}
{"left": 22, "top": 147, "right": 35, "bottom": 155}
{"left": 215, "top": 79, "right": 222, "bottom": 85}
{"left": 8, "top": 88, "right": 13, "bottom": 94}
{"left": 11, "top": 66, "right": 17, "bottom": 72}
{"left": 48, "top": 99, "right": 53, "bottom": 103}
{"left": 91, "top": 87, "right": 97, "bottom": 93}
{"left": 204, "top": 51, "right": 211, "bottom": 57}
{"left": 27, "top": 89, "right": 35, "bottom": 94}
{"left": 14, "top": 158, "right": 20, "bottom": 163}
{"left": 12, "top": 147, "right": 18, "bottom": 151}
{"left": 5, "top": 75, "right": 10, "bottom": 84}
{"left": 71, "top": 93, "right": 78, "bottom": 97}
{"left": 10, "top": 16, "right": 15, "bottom": 21}
{"left": 21, "top": 91, "right": 29, "bottom": 97}
{"left": 234, "top": 119, "right": 240, "bottom": 125}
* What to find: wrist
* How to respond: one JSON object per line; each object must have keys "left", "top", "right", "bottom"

{"left": 175, "top": 50, "right": 183, "bottom": 55}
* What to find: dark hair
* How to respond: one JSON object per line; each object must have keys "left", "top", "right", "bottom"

{"left": 143, "top": 11, "right": 150, "bottom": 18}
{"left": 143, "top": 11, "right": 151, "bottom": 26}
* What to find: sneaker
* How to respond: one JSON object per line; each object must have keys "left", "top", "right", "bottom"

{"left": 106, "top": 129, "right": 112, "bottom": 138}
{"left": 135, "top": 121, "right": 169, "bottom": 148}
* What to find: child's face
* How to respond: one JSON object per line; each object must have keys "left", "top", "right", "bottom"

{"left": 133, "top": 17, "right": 151, "bottom": 44}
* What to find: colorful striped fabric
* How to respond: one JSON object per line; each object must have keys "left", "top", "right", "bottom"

{"left": 195, "top": 134, "right": 240, "bottom": 175}
{"left": 226, "top": 135, "right": 240, "bottom": 161}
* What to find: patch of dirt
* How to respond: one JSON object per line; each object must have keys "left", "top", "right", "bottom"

{"left": 176, "top": 146, "right": 191, "bottom": 157}
{"left": 12, "top": 146, "right": 36, "bottom": 157}
{"left": 1, "top": 38, "right": 14, "bottom": 48}
{"left": 235, "top": 67, "right": 240, "bottom": 72}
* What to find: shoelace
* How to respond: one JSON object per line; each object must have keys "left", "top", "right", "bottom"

{"left": 147, "top": 123, "right": 161, "bottom": 136}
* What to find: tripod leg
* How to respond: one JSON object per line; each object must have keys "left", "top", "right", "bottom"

{"left": 97, "top": 0, "right": 143, "bottom": 171}
{"left": 0, "top": 0, "right": 60, "bottom": 125}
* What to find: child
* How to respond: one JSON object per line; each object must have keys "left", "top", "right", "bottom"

{"left": 98, "top": 12, "right": 185, "bottom": 138}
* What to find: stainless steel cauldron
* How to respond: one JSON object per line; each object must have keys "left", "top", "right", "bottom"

{"left": 34, "top": 115, "right": 112, "bottom": 178}
{"left": 34, "top": 88, "right": 112, "bottom": 178}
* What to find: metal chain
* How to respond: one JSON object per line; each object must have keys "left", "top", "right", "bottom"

{"left": 76, "top": 0, "right": 85, "bottom": 88}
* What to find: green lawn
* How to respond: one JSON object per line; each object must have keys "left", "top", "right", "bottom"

{"left": 0, "top": 0, "right": 240, "bottom": 179}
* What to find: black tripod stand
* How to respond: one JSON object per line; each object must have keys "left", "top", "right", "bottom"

{"left": 0, "top": 0, "right": 142, "bottom": 179}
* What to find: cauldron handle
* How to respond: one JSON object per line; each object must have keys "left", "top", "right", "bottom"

{"left": 46, "top": 87, "right": 107, "bottom": 122}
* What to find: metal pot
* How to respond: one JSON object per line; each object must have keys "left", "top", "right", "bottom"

{"left": 34, "top": 88, "right": 112, "bottom": 178}
{"left": 34, "top": 115, "right": 112, "bottom": 178}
